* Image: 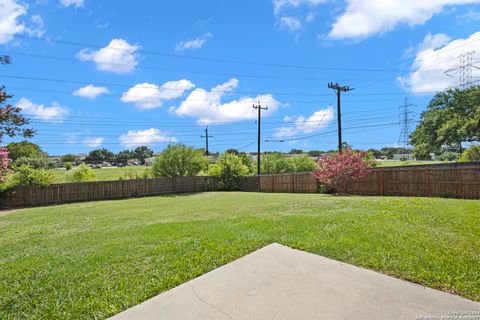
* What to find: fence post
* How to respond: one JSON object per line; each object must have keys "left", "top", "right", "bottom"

{"left": 424, "top": 168, "right": 430, "bottom": 196}
{"left": 379, "top": 169, "right": 385, "bottom": 196}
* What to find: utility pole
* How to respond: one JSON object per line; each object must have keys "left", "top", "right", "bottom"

{"left": 398, "top": 98, "right": 414, "bottom": 150}
{"left": 328, "top": 82, "right": 354, "bottom": 153}
{"left": 200, "top": 126, "right": 213, "bottom": 156}
{"left": 253, "top": 101, "right": 268, "bottom": 175}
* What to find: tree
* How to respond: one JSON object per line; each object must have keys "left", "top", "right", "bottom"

{"left": 6, "top": 141, "right": 45, "bottom": 161}
{"left": 0, "top": 57, "right": 34, "bottom": 143}
{"left": 151, "top": 144, "right": 207, "bottom": 178}
{"left": 133, "top": 146, "right": 154, "bottom": 164}
{"left": 225, "top": 148, "right": 239, "bottom": 155}
{"left": 314, "top": 149, "right": 371, "bottom": 193}
{"left": 459, "top": 145, "right": 480, "bottom": 162}
{"left": 308, "top": 150, "right": 323, "bottom": 157}
{"left": 261, "top": 153, "right": 295, "bottom": 174}
{"left": 61, "top": 154, "right": 76, "bottom": 163}
{"left": 85, "top": 148, "right": 114, "bottom": 163}
{"left": 0, "top": 147, "right": 11, "bottom": 183}
{"left": 209, "top": 153, "right": 250, "bottom": 190}
{"left": 288, "top": 149, "right": 304, "bottom": 154}
{"left": 411, "top": 86, "right": 480, "bottom": 158}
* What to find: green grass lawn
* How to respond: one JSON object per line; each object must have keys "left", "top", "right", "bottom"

{"left": 50, "top": 166, "right": 150, "bottom": 183}
{"left": 1, "top": 193, "right": 479, "bottom": 319}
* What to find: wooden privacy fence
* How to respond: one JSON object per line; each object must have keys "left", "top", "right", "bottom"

{"left": 1, "top": 176, "right": 219, "bottom": 208}
{"left": 1, "top": 163, "right": 479, "bottom": 208}
{"left": 239, "top": 163, "right": 480, "bottom": 199}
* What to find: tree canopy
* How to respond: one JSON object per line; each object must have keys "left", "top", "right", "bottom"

{"left": 410, "top": 86, "right": 480, "bottom": 158}
{"left": 6, "top": 141, "right": 46, "bottom": 161}
{"left": 151, "top": 144, "right": 207, "bottom": 178}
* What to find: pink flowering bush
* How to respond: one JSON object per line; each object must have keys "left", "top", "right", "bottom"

{"left": 0, "top": 147, "right": 12, "bottom": 183}
{"left": 314, "top": 149, "right": 371, "bottom": 193}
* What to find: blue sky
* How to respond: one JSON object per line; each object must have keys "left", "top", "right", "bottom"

{"left": 1, "top": 0, "right": 480, "bottom": 155}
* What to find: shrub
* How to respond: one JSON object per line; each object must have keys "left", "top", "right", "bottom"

{"left": 10, "top": 166, "right": 54, "bottom": 187}
{"left": 14, "top": 155, "right": 54, "bottom": 169}
{"left": 69, "top": 164, "right": 96, "bottom": 182}
{"left": 209, "top": 153, "right": 250, "bottom": 190}
{"left": 459, "top": 145, "right": 480, "bottom": 162}
{"left": 290, "top": 156, "right": 317, "bottom": 172}
{"left": 314, "top": 149, "right": 371, "bottom": 193}
{"left": 64, "top": 162, "right": 73, "bottom": 171}
{"left": 151, "top": 144, "right": 207, "bottom": 178}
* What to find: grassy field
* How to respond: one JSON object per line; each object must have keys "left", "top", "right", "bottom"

{"left": 375, "top": 160, "right": 446, "bottom": 167}
{"left": 1, "top": 193, "right": 479, "bottom": 319}
{"left": 50, "top": 166, "right": 150, "bottom": 183}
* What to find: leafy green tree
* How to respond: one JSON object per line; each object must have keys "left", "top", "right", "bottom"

{"left": 0, "top": 57, "right": 35, "bottom": 143}
{"left": 61, "top": 154, "right": 76, "bottom": 163}
{"left": 10, "top": 166, "right": 54, "bottom": 187}
{"left": 6, "top": 141, "right": 45, "bottom": 161}
{"left": 225, "top": 148, "right": 239, "bottom": 155}
{"left": 64, "top": 162, "right": 73, "bottom": 170}
{"left": 86, "top": 148, "right": 114, "bottom": 163}
{"left": 69, "top": 164, "right": 96, "bottom": 182}
{"left": 459, "top": 145, "right": 480, "bottom": 162}
{"left": 133, "top": 146, "right": 154, "bottom": 164}
{"left": 411, "top": 86, "right": 480, "bottom": 158}
{"left": 151, "top": 144, "right": 207, "bottom": 178}
{"left": 209, "top": 153, "right": 250, "bottom": 190}
{"left": 288, "top": 149, "right": 304, "bottom": 154}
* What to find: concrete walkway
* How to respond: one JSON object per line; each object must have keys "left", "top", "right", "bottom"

{"left": 110, "top": 243, "right": 480, "bottom": 320}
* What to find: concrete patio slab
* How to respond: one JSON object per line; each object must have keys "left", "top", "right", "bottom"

{"left": 110, "top": 243, "right": 480, "bottom": 320}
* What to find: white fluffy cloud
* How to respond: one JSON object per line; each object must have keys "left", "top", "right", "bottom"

{"left": 73, "top": 85, "right": 109, "bottom": 99}
{"left": 119, "top": 128, "right": 177, "bottom": 147}
{"left": 175, "top": 32, "right": 213, "bottom": 52}
{"left": 16, "top": 98, "right": 69, "bottom": 123}
{"left": 0, "top": 0, "right": 44, "bottom": 44}
{"left": 328, "top": 0, "right": 480, "bottom": 40}
{"left": 121, "top": 80, "right": 195, "bottom": 110}
{"left": 83, "top": 137, "right": 104, "bottom": 148}
{"left": 172, "top": 79, "right": 280, "bottom": 125}
{"left": 274, "top": 107, "right": 334, "bottom": 139}
{"left": 398, "top": 32, "right": 480, "bottom": 93}
{"left": 60, "top": 0, "right": 84, "bottom": 7}
{"left": 76, "top": 39, "right": 140, "bottom": 74}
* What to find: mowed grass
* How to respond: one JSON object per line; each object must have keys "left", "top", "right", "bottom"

{"left": 1, "top": 193, "right": 479, "bottom": 319}
{"left": 50, "top": 166, "right": 149, "bottom": 183}
{"left": 375, "top": 160, "right": 447, "bottom": 167}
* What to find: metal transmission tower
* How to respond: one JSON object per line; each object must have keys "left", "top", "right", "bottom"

{"left": 201, "top": 126, "right": 213, "bottom": 156}
{"left": 445, "top": 51, "right": 479, "bottom": 89}
{"left": 253, "top": 102, "right": 268, "bottom": 175}
{"left": 328, "top": 82, "right": 354, "bottom": 153}
{"left": 398, "top": 98, "right": 414, "bottom": 150}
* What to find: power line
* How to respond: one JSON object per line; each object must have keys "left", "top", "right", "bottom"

{"left": 2, "top": 33, "right": 406, "bottom": 73}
